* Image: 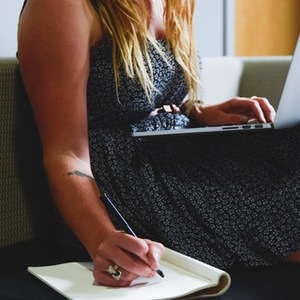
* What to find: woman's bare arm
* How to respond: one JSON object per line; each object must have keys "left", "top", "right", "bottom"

{"left": 18, "top": 0, "right": 164, "bottom": 287}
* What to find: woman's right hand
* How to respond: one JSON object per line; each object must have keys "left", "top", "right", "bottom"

{"left": 93, "top": 231, "right": 165, "bottom": 287}
{"left": 182, "top": 97, "right": 276, "bottom": 126}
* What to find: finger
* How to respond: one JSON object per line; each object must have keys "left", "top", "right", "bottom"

{"left": 95, "top": 269, "right": 135, "bottom": 287}
{"left": 251, "top": 96, "right": 276, "bottom": 122}
{"left": 224, "top": 98, "right": 267, "bottom": 123}
{"left": 98, "top": 233, "right": 156, "bottom": 278}
{"left": 115, "top": 237, "right": 164, "bottom": 277}
{"left": 93, "top": 258, "right": 139, "bottom": 287}
{"left": 209, "top": 110, "right": 249, "bottom": 125}
{"left": 229, "top": 97, "right": 275, "bottom": 123}
{"left": 144, "top": 240, "right": 165, "bottom": 271}
{"left": 114, "top": 248, "right": 156, "bottom": 278}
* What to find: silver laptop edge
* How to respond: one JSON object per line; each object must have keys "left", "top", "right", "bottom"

{"left": 273, "top": 35, "right": 300, "bottom": 129}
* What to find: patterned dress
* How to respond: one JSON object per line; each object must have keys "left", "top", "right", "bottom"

{"left": 85, "top": 38, "right": 300, "bottom": 270}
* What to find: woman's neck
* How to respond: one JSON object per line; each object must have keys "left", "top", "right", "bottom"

{"left": 147, "top": 0, "right": 166, "bottom": 39}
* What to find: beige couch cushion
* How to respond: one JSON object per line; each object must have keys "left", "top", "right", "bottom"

{"left": 201, "top": 56, "right": 292, "bottom": 109}
{"left": 201, "top": 57, "right": 244, "bottom": 104}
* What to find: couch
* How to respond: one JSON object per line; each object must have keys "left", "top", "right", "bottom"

{"left": 1, "top": 56, "right": 299, "bottom": 300}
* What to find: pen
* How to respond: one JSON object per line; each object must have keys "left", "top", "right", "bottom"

{"left": 100, "top": 193, "right": 164, "bottom": 278}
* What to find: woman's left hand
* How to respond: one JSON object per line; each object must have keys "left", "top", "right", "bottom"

{"left": 189, "top": 97, "right": 276, "bottom": 126}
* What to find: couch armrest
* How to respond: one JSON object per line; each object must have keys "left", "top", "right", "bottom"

{"left": 0, "top": 58, "right": 53, "bottom": 248}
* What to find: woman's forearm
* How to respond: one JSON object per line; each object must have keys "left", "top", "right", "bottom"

{"left": 44, "top": 154, "right": 116, "bottom": 259}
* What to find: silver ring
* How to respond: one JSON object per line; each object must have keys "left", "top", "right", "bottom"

{"left": 106, "top": 264, "right": 122, "bottom": 281}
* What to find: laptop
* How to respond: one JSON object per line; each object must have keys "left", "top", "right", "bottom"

{"left": 132, "top": 35, "right": 300, "bottom": 138}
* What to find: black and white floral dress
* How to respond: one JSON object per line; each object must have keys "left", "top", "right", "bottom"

{"left": 86, "top": 38, "right": 300, "bottom": 270}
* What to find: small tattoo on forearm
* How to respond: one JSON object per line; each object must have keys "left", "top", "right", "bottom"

{"left": 67, "top": 170, "right": 95, "bottom": 181}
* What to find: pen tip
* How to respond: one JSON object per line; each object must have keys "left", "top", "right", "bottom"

{"left": 157, "top": 269, "right": 164, "bottom": 278}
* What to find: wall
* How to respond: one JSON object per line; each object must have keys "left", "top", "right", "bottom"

{"left": 195, "top": 0, "right": 235, "bottom": 56}
{"left": 0, "top": 0, "right": 233, "bottom": 57}
{"left": 0, "top": 0, "right": 24, "bottom": 57}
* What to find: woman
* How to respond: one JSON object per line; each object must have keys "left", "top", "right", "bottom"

{"left": 18, "top": 0, "right": 300, "bottom": 287}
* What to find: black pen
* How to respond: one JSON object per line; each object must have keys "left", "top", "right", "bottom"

{"left": 100, "top": 193, "right": 164, "bottom": 278}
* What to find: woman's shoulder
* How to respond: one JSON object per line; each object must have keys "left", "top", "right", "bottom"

{"left": 18, "top": 0, "right": 104, "bottom": 50}
{"left": 17, "top": 0, "right": 104, "bottom": 101}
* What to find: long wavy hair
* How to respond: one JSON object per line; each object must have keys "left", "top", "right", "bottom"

{"left": 90, "top": 0, "right": 202, "bottom": 101}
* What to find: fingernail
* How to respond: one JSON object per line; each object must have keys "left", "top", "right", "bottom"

{"left": 154, "top": 252, "right": 160, "bottom": 262}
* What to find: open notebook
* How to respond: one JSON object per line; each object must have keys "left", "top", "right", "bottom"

{"left": 28, "top": 247, "right": 231, "bottom": 300}
{"left": 132, "top": 35, "right": 300, "bottom": 138}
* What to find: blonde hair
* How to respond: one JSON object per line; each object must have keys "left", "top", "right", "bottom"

{"left": 91, "top": 0, "right": 202, "bottom": 101}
